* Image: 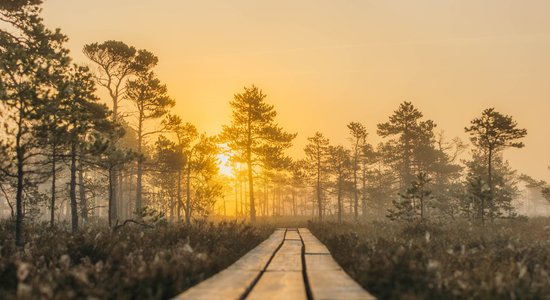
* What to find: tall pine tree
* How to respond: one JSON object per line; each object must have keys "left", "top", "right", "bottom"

{"left": 220, "top": 86, "right": 295, "bottom": 222}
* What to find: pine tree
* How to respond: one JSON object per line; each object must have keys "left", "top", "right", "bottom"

{"left": 152, "top": 135, "right": 182, "bottom": 219}
{"left": 347, "top": 122, "right": 368, "bottom": 220}
{"left": 303, "top": 132, "right": 331, "bottom": 220}
{"left": 465, "top": 108, "right": 527, "bottom": 223}
{"left": 62, "top": 65, "right": 110, "bottom": 232}
{"left": 377, "top": 102, "right": 436, "bottom": 189}
{"left": 83, "top": 40, "right": 157, "bottom": 220}
{"left": 83, "top": 41, "right": 157, "bottom": 122}
{"left": 88, "top": 126, "right": 136, "bottom": 227}
{"left": 0, "top": 0, "right": 69, "bottom": 246}
{"left": 158, "top": 116, "right": 194, "bottom": 220}
{"left": 463, "top": 150, "right": 520, "bottom": 222}
{"left": 126, "top": 71, "right": 175, "bottom": 212}
{"left": 388, "top": 172, "right": 432, "bottom": 222}
{"left": 329, "top": 145, "right": 352, "bottom": 223}
{"left": 220, "top": 86, "right": 295, "bottom": 222}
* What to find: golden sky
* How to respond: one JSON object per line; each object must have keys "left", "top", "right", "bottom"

{"left": 42, "top": 0, "right": 550, "bottom": 180}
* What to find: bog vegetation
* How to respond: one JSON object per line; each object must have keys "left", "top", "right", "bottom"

{"left": 309, "top": 219, "right": 550, "bottom": 299}
{"left": 0, "top": 220, "right": 271, "bottom": 299}
{"left": 2, "top": 1, "right": 550, "bottom": 299}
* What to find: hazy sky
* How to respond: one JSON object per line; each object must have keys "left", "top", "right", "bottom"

{"left": 41, "top": 0, "right": 550, "bottom": 180}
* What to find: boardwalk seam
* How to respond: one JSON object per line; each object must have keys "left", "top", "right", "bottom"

{"left": 239, "top": 228, "right": 287, "bottom": 300}
{"left": 298, "top": 228, "right": 314, "bottom": 300}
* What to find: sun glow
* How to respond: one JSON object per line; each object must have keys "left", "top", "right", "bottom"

{"left": 217, "top": 153, "right": 234, "bottom": 178}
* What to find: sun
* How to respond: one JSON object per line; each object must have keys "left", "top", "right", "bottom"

{"left": 217, "top": 153, "right": 234, "bottom": 177}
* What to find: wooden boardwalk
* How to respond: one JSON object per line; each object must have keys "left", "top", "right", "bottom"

{"left": 174, "top": 228, "right": 374, "bottom": 300}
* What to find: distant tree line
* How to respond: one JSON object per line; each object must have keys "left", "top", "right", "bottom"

{"left": 293, "top": 102, "right": 528, "bottom": 225}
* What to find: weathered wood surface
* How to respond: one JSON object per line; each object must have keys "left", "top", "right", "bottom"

{"left": 299, "top": 229, "right": 331, "bottom": 254}
{"left": 174, "top": 227, "right": 375, "bottom": 300}
{"left": 173, "top": 269, "right": 258, "bottom": 300}
{"left": 173, "top": 229, "right": 285, "bottom": 300}
{"left": 284, "top": 229, "right": 301, "bottom": 240}
{"left": 231, "top": 229, "right": 286, "bottom": 271}
{"left": 266, "top": 240, "right": 302, "bottom": 271}
{"left": 247, "top": 271, "right": 307, "bottom": 300}
{"left": 299, "top": 228, "right": 374, "bottom": 300}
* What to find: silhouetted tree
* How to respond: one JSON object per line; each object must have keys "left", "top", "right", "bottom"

{"left": 89, "top": 128, "right": 136, "bottom": 227}
{"left": 465, "top": 108, "right": 526, "bottom": 224}
{"left": 186, "top": 135, "right": 221, "bottom": 221}
{"left": 347, "top": 122, "right": 368, "bottom": 220}
{"left": 463, "top": 150, "right": 520, "bottom": 222}
{"left": 303, "top": 132, "right": 331, "bottom": 220}
{"left": 220, "top": 86, "right": 295, "bottom": 222}
{"left": 388, "top": 172, "right": 432, "bottom": 222}
{"left": 428, "top": 133, "right": 465, "bottom": 219}
{"left": 83, "top": 41, "right": 157, "bottom": 121}
{"left": 62, "top": 65, "right": 110, "bottom": 232}
{"left": 329, "top": 145, "right": 352, "bottom": 223}
{"left": 151, "top": 136, "right": 181, "bottom": 219}
{"left": 0, "top": 0, "right": 69, "bottom": 245}
{"left": 163, "top": 115, "right": 197, "bottom": 220}
{"left": 359, "top": 143, "right": 378, "bottom": 216}
{"left": 377, "top": 102, "right": 436, "bottom": 189}
{"left": 126, "top": 71, "right": 174, "bottom": 211}
{"left": 83, "top": 40, "right": 157, "bottom": 219}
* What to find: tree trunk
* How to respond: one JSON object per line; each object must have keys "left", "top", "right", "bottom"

{"left": 136, "top": 158, "right": 142, "bottom": 212}
{"left": 338, "top": 178, "right": 343, "bottom": 224}
{"left": 136, "top": 117, "right": 143, "bottom": 213}
{"left": 353, "top": 146, "right": 359, "bottom": 220}
{"left": 50, "top": 142, "right": 56, "bottom": 227}
{"left": 79, "top": 159, "right": 88, "bottom": 222}
{"left": 15, "top": 146, "right": 24, "bottom": 247}
{"left": 108, "top": 167, "right": 116, "bottom": 227}
{"left": 70, "top": 143, "right": 78, "bottom": 233}
{"left": 317, "top": 152, "right": 323, "bottom": 221}
{"left": 247, "top": 154, "right": 256, "bottom": 222}
{"left": 185, "top": 166, "right": 192, "bottom": 225}
{"left": 110, "top": 94, "right": 119, "bottom": 226}
{"left": 177, "top": 168, "right": 182, "bottom": 220}
{"left": 361, "top": 166, "right": 367, "bottom": 218}
{"left": 486, "top": 148, "right": 494, "bottom": 224}
{"left": 15, "top": 110, "right": 24, "bottom": 247}
{"left": 117, "top": 171, "right": 123, "bottom": 219}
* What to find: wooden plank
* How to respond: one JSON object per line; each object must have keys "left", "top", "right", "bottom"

{"left": 247, "top": 271, "right": 307, "bottom": 300}
{"left": 176, "top": 227, "right": 375, "bottom": 300}
{"left": 285, "top": 230, "right": 301, "bottom": 240}
{"left": 300, "top": 229, "right": 375, "bottom": 300}
{"left": 298, "top": 228, "right": 331, "bottom": 254}
{"left": 266, "top": 240, "right": 302, "bottom": 271}
{"left": 305, "top": 253, "right": 342, "bottom": 271}
{"left": 173, "top": 269, "right": 258, "bottom": 300}
{"left": 307, "top": 269, "right": 375, "bottom": 300}
{"left": 231, "top": 230, "right": 285, "bottom": 271}
{"left": 174, "top": 230, "right": 284, "bottom": 300}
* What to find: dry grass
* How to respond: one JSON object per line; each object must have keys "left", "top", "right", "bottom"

{"left": 0, "top": 220, "right": 272, "bottom": 299}
{"left": 309, "top": 218, "right": 550, "bottom": 299}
